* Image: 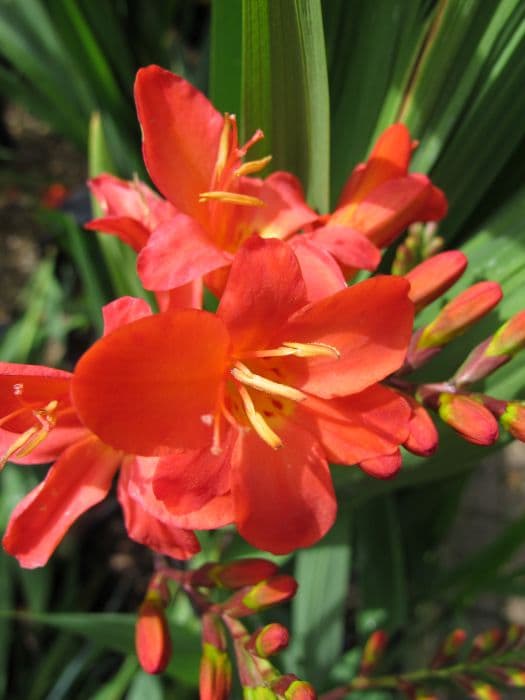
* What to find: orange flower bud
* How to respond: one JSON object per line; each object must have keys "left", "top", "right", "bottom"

{"left": 359, "top": 450, "right": 402, "bottom": 479}
{"left": 135, "top": 596, "right": 172, "bottom": 674}
{"left": 438, "top": 393, "right": 499, "bottom": 446}
{"left": 192, "top": 559, "right": 279, "bottom": 589}
{"left": 405, "top": 251, "right": 467, "bottom": 312}
{"left": 223, "top": 575, "right": 298, "bottom": 617}
{"left": 486, "top": 310, "right": 525, "bottom": 358}
{"left": 431, "top": 628, "right": 467, "bottom": 669}
{"left": 247, "top": 623, "right": 290, "bottom": 658}
{"left": 500, "top": 402, "right": 525, "bottom": 441}
{"left": 417, "top": 281, "right": 502, "bottom": 350}
{"left": 200, "top": 643, "right": 232, "bottom": 700}
{"left": 360, "top": 630, "right": 388, "bottom": 675}
{"left": 403, "top": 397, "right": 439, "bottom": 456}
{"left": 455, "top": 678, "right": 501, "bottom": 700}
{"left": 469, "top": 629, "right": 504, "bottom": 660}
{"left": 284, "top": 680, "right": 317, "bottom": 699}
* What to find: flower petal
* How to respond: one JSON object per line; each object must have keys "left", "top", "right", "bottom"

{"left": 72, "top": 310, "right": 231, "bottom": 454}
{"left": 232, "top": 423, "right": 336, "bottom": 554}
{"left": 296, "top": 385, "right": 411, "bottom": 464}
{"left": 280, "top": 275, "right": 414, "bottom": 397}
{"left": 2, "top": 435, "right": 120, "bottom": 568}
{"left": 218, "top": 237, "right": 307, "bottom": 353}
{"left": 85, "top": 216, "right": 150, "bottom": 252}
{"left": 102, "top": 297, "right": 152, "bottom": 336}
{"left": 137, "top": 214, "right": 231, "bottom": 291}
{"left": 135, "top": 66, "right": 223, "bottom": 223}
{"left": 359, "top": 449, "right": 402, "bottom": 479}
{"left": 305, "top": 225, "right": 381, "bottom": 270}
{"left": 289, "top": 237, "right": 347, "bottom": 302}
{"left": 118, "top": 460, "right": 200, "bottom": 560}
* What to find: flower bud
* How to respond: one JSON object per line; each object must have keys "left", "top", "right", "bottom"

{"left": 243, "top": 688, "right": 278, "bottom": 700}
{"left": 405, "top": 251, "right": 467, "bottom": 312}
{"left": 135, "top": 595, "right": 172, "bottom": 674}
{"left": 417, "top": 281, "right": 502, "bottom": 350}
{"left": 200, "top": 643, "right": 232, "bottom": 700}
{"left": 453, "top": 337, "right": 509, "bottom": 387}
{"left": 438, "top": 393, "right": 499, "bottom": 446}
{"left": 223, "top": 575, "right": 298, "bottom": 617}
{"left": 486, "top": 310, "right": 525, "bottom": 358}
{"left": 403, "top": 398, "right": 439, "bottom": 456}
{"left": 469, "top": 629, "right": 504, "bottom": 660}
{"left": 191, "top": 559, "right": 279, "bottom": 589}
{"left": 247, "top": 623, "right": 290, "bottom": 658}
{"left": 500, "top": 402, "right": 525, "bottom": 441}
{"left": 431, "top": 628, "right": 467, "bottom": 669}
{"left": 360, "top": 630, "right": 388, "bottom": 675}
{"left": 284, "top": 680, "right": 317, "bottom": 699}
{"left": 455, "top": 677, "right": 501, "bottom": 700}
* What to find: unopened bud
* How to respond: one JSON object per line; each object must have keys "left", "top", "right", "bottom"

{"left": 202, "top": 613, "right": 227, "bottom": 651}
{"left": 499, "top": 668, "right": 525, "bottom": 687}
{"left": 500, "top": 402, "right": 525, "bottom": 441}
{"left": 431, "top": 628, "right": 467, "bottom": 668}
{"left": 438, "top": 393, "right": 499, "bottom": 446}
{"left": 135, "top": 595, "right": 172, "bottom": 674}
{"left": 403, "top": 397, "right": 439, "bottom": 456}
{"left": 504, "top": 624, "right": 525, "bottom": 649}
{"left": 191, "top": 559, "right": 279, "bottom": 589}
{"left": 359, "top": 450, "right": 402, "bottom": 479}
{"left": 453, "top": 337, "right": 509, "bottom": 387}
{"left": 360, "top": 630, "right": 388, "bottom": 675}
{"left": 200, "top": 643, "right": 232, "bottom": 700}
{"left": 247, "top": 623, "right": 290, "bottom": 658}
{"left": 244, "top": 688, "right": 278, "bottom": 699}
{"left": 405, "top": 251, "right": 467, "bottom": 312}
{"left": 455, "top": 677, "right": 501, "bottom": 700}
{"left": 417, "top": 281, "right": 502, "bottom": 350}
{"left": 469, "top": 629, "right": 504, "bottom": 660}
{"left": 486, "top": 310, "right": 525, "bottom": 358}
{"left": 284, "top": 680, "right": 317, "bottom": 699}
{"left": 224, "top": 575, "right": 298, "bottom": 617}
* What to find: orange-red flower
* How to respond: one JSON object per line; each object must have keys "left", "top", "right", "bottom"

{"left": 0, "top": 297, "right": 199, "bottom": 568}
{"left": 72, "top": 237, "right": 414, "bottom": 553}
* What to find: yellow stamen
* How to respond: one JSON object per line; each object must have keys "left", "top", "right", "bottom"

{"left": 234, "top": 155, "right": 272, "bottom": 177}
{"left": 232, "top": 362, "right": 306, "bottom": 402}
{"left": 241, "top": 341, "right": 340, "bottom": 360}
{"left": 199, "top": 191, "right": 265, "bottom": 207}
{"left": 0, "top": 400, "right": 58, "bottom": 470}
{"left": 215, "top": 115, "right": 234, "bottom": 179}
{"left": 237, "top": 385, "right": 282, "bottom": 449}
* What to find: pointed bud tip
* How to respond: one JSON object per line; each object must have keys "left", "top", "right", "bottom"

{"left": 438, "top": 394, "right": 499, "bottom": 446}
{"left": 405, "top": 250, "right": 467, "bottom": 312}
{"left": 135, "top": 600, "right": 172, "bottom": 674}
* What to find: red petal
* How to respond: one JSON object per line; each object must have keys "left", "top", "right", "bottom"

{"left": 102, "top": 297, "right": 152, "bottom": 335}
{"left": 152, "top": 429, "right": 234, "bottom": 515}
{"left": 156, "top": 279, "right": 203, "bottom": 311}
{"left": 72, "top": 310, "right": 230, "bottom": 454}
{"left": 338, "top": 124, "right": 412, "bottom": 207}
{"left": 306, "top": 225, "right": 381, "bottom": 270}
{"left": 231, "top": 423, "right": 336, "bottom": 554}
{"left": 135, "top": 66, "right": 223, "bottom": 223}
{"left": 85, "top": 216, "right": 150, "bottom": 252}
{"left": 88, "top": 174, "right": 164, "bottom": 220}
{"left": 118, "top": 460, "right": 200, "bottom": 560}
{"left": 218, "top": 237, "right": 307, "bottom": 353}
{"left": 359, "top": 449, "right": 402, "bottom": 479}
{"left": 3, "top": 435, "right": 120, "bottom": 567}
{"left": 137, "top": 214, "right": 231, "bottom": 291}
{"left": 289, "top": 237, "right": 347, "bottom": 302}
{"left": 280, "top": 276, "right": 414, "bottom": 397}
{"left": 127, "top": 456, "right": 234, "bottom": 530}
{"left": 403, "top": 398, "right": 439, "bottom": 456}
{"left": 297, "top": 385, "right": 410, "bottom": 464}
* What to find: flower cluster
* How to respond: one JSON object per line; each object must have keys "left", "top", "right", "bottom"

{"left": 0, "top": 65, "right": 524, "bottom": 575}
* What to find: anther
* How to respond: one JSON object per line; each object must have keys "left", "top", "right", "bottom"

{"left": 199, "top": 191, "right": 265, "bottom": 207}
{"left": 234, "top": 155, "right": 272, "bottom": 177}
{"left": 237, "top": 386, "right": 282, "bottom": 449}
{"left": 231, "top": 362, "right": 306, "bottom": 402}
{"left": 241, "top": 341, "right": 340, "bottom": 360}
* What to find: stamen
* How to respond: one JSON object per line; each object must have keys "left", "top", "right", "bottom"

{"left": 0, "top": 400, "right": 58, "bottom": 470}
{"left": 241, "top": 341, "right": 340, "bottom": 360}
{"left": 234, "top": 155, "right": 272, "bottom": 177}
{"left": 199, "top": 191, "right": 265, "bottom": 207}
{"left": 232, "top": 362, "right": 306, "bottom": 402}
{"left": 215, "top": 115, "right": 234, "bottom": 180}
{"left": 237, "top": 386, "right": 282, "bottom": 449}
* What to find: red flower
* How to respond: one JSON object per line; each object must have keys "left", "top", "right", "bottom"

{"left": 72, "top": 238, "right": 414, "bottom": 554}
{"left": 0, "top": 297, "right": 199, "bottom": 568}
{"left": 305, "top": 124, "right": 447, "bottom": 271}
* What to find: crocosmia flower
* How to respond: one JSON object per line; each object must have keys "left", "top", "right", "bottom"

{"left": 72, "top": 237, "right": 414, "bottom": 554}
{"left": 0, "top": 297, "right": 200, "bottom": 568}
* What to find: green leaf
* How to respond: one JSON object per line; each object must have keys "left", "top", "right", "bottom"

{"left": 126, "top": 671, "right": 164, "bottom": 700}
{"left": 210, "top": 0, "right": 242, "bottom": 114}
{"left": 286, "top": 507, "right": 351, "bottom": 688}
{"left": 241, "top": 0, "right": 330, "bottom": 210}
{"left": 90, "top": 657, "right": 139, "bottom": 700}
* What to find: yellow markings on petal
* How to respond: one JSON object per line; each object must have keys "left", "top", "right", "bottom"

{"left": 237, "top": 385, "right": 282, "bottom": 449}
{"left": 234, "top": 155, "right": 272, "bottom": 177}
{"left": 0, "top": 399, "right": 58, "bottom": 470}
{"left": 199, "top": 191, "right": 265, "bottom": 207}
{"left": 241, "top": 341, "right": 340, "bottom": 360}
{"left": 231, "top": 362, "right": 306, "bottom": 402}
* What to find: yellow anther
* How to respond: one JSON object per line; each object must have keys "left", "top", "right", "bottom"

{"left": 241, "top": 341, "right": 340, "bottom": 360}
{"left": 215, "top": 115, "right": 234, "bottom": 179}
{"left": 237, "top": 386, "right": 282, "bottom": 450}
{"left": 232, "top": 362, "right": 306, "bottom": 402}
{"left": 0, "top": 399, "right": 58, "bottom": 470}
{"left": 234, "top": 155, "right": 272, "bottom": 177}
{"left": 199, "top": 191, "right": 265, "bottom": 207}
